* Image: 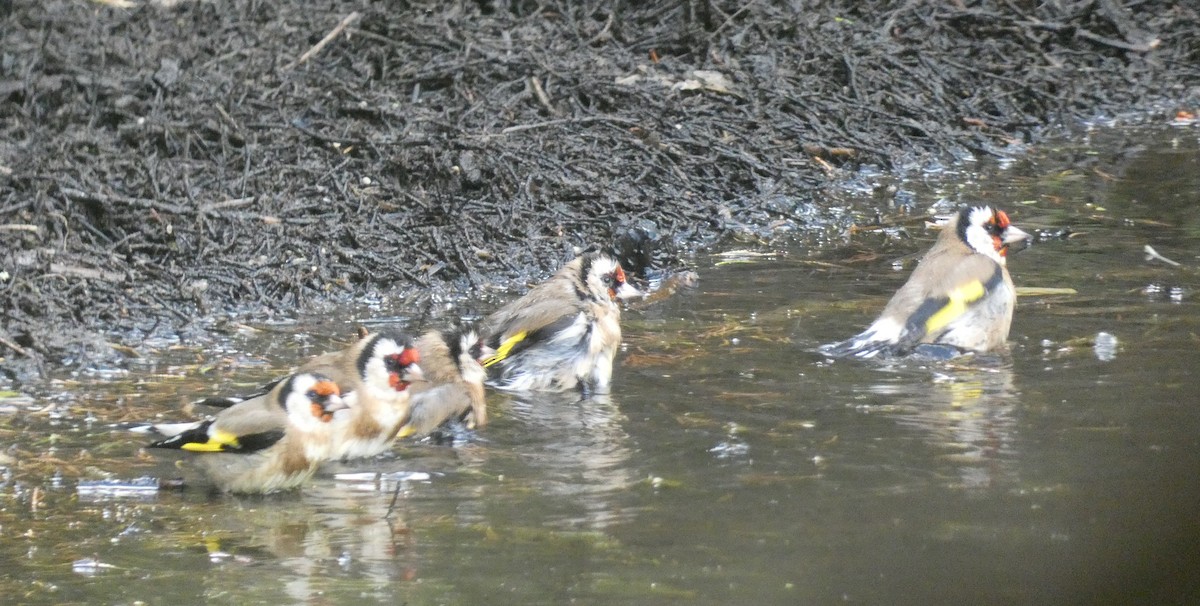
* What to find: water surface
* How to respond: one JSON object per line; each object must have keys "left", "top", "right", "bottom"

{"left": 2, "top": 126, "right": 1199, "bottom": 604}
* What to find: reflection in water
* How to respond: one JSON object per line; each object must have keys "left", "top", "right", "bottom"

{"left": 294, "top": 486, "right": 421, "bottom": 601}
{"left": 1092, "top": 331, "right": 1119, "bottom": 361}
{"left": 133, "top": 391, "right": 645, "bottom": 604}
{"left": 495, "top": 392, "right": 639, "bottom": 530}
{"left": 117, "top": 481, "right": 427, "bottom": 603}
{"left": 835, "top": 355, "right": 1022, "bottom": 492}
{"left": 708, "top": 422, "right": 751, "bottom": 461}
{"left": 878, "top": 361, "right": 1019, "bottom": 490}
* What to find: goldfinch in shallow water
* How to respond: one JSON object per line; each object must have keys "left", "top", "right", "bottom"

{"left": 146, "top": 373, "right": 347, "bottom": 494}
{"left": 308, "top": 331, "right": 424, "bottom": 459}
{"left": 820, "top": 206, "right": 1030, "bottom": 359}
{"left": 192, "top": 331, "right": 425, "bottom": 460}
{"left": 480, "top": 252, "right": 642, "bottom": 394}
{"left": 396, "top": 326, "right": 491, "bottom": 439}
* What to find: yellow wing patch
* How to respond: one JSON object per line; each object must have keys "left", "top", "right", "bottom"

{"left": 180, "top": 429, "right": 241, "bottom": 452}
{"left": 924, "top": 280, "right": 986, "bottom": 335}
{"left": 481, "top": 331, "right": 528, "bottom": 368}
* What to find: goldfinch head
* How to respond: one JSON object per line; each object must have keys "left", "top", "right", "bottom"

{"left": 957, "top": 206, "right": 1030, "bottom": 264}
{"left": 281, "top": 373, "right": 346, "bottom": 426}
{"left": 465, "top": 329, "right": 494, "bottom": 364}
{"left": 358, "top": 332, "right": 424, "bottom": 393}
{"left": 452, "top": 327, "right": 490, "bottom": 387}
{"left": 580, "top": 253, "right": 642, "bottom": 302}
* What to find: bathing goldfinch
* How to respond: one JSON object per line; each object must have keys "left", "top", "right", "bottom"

{"left": 146, "top": 373, "right": 347, "bottom": 494}
{"left": 396, "top": 326, "right": 491, "bottom": 439}
{"left": 320, "top": 331, "right": 425, "bottom": 459}
{"left": 192, "top": 331, "right": 425, "bottom": 460}
{"left": 820, "top": 206, "right": 1030, "bottom": 359}
{"left": 480, "top": 252, "right": 642, "bottom": 393}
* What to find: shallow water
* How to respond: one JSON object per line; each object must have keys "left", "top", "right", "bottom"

{"left": 3, "top": 125, "right": 1200, "bottom": 604}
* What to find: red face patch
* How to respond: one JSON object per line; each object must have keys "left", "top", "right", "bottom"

{"left": 398, "top": 347, "right": 419, "bottom": 367}
{"left": 311, "top": 402, "right": 334, "bottom": 422}
{"left": 986, "top": 210, "right": 1013, "bottom": 255}
{"left": 311, "top": 380, "right": 340, "bottom": 397}
{"left": 606, "top": 266, "right": 627, "bottom": 299}
{"left": 384, "top": 347, "right": 419, "bottom": 392}
{"left": 994, "top": 210, "right": 1011, "bottom": 229}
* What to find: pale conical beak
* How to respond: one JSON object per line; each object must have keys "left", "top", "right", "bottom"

{"left": 324, "top": 393, "right": 349, "bottom": 413}
{"left": 404, "top": 363, "right": 426, "bottom": 384}
{"left": 615, "top": 281, "right": 643, "bottom": 300}
{"left": 1004, "top": 225, "right": 1030, "bottom": 245}
{"left": 1001, "top": 226, "right": 1031, "bottom": 256}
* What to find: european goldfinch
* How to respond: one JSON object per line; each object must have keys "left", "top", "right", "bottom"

{"left": 146, "top": 373, "right": 347, "bottom": 494}
{"left": 298, "top": 330, "right": 424, "bottom": 459}
{"left": 480, "top": 252, "right": 642, "bottom": 394}
{"left": 395, "top": 326, "right": 491, "bottom": 439}
{"left": 193, "top": 331, "right": 425, "bottom": 460}
{"left": 820, "top": 205, "right": 1030, "bottom": 359}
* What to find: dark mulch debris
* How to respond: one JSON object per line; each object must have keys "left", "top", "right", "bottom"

{"left": 1, "top": 0, "right": 1198, "bottom": 381}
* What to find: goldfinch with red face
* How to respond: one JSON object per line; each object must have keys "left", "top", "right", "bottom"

{"left": 325, "top": 331, "right": 424, "bottom": 459}
{"left": 146, "top": 373, "right": 347, "bottom": 494}
{"left": 395, "top": 326, "right": 491, "bottom": 439}
{"left": 820, "top": 206, "right": 1030, "bottom": 359}
{"left": 191, "top": 331, "right": 425, "bottom": 460}
{"left": 480, "top": 252, "right": 642, "bottom": 394}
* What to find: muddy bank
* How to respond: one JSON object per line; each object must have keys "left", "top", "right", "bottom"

{"left": 1, "top": 0, "right": 1198, "bottom": 381}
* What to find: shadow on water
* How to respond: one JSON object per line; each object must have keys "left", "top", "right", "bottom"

{"left": 3, "top": 125, "right": 1200, "bottom": 604}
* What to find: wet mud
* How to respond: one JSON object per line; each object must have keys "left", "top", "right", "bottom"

{"left": 2, "top": 0, "right": 1198, "bottom": 380}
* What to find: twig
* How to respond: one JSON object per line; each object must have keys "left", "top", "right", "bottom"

{"left": 213, "top": 103, "right": 241, "bottom": 133}
{"left": 1096, "top": 0, "right": 1160, "bottom": 51}
{"left": 707, "top": 0, "right": 757, "bottom": 39}
{"left": 0, "top": 334, "right": 34, "bottom": 359}
{"left": 290, "top": 120, "right": 434, "bottom": 149}
{"left": 1018, "top": 18, "right": 1159, "bottom": 53}
{"left": 528, "top": 76, "right": 559, "bottom": 115}
{"left": 146, "top": 293, "right": 193, "bottom": 322}
{"left": 200, "top": 197, "right": 257, "bottom": 213}
{"left": 49, "top": 263, "right": 125, "bottom": 282}
{"left": 384, "top": 479, "right": 403, "bottom": 519}
{"left": 283, "top": 12, "right": 362, "bottom": 71}
{"left": 498, "top": 115, "right": 637, "bottom": 135}
{"left": 585, "top": 13, "right": 614, "bottom": 45}
{"left": 0, "top": 224, "right": 39, "bottom": 232}
{"left": 1075, "top": 27, "right": 1159, "bottom": 52}
{"left": 59, "top": 186, "right": 191, "bottom": 215}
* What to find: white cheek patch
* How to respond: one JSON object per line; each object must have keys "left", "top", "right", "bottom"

{"left": 363, "top": 358, "right": 390, "bottom": 391}
{"left": 965, "top": 228, "right": 1003, "bottom": 263}
{"left": 360, "top": 357, "right": 405, "bottom": 401}
{"left": 334, "top": 392, "right": 361, "bottom": 420}
{"left": 587, "top": 257, "right": 625, "bottom": 300}
{"left": 965, "top": 208, "right": 1004, "bottom": 264}
{"left": 285, "top": 392, "right": 323, "bottom": 431}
